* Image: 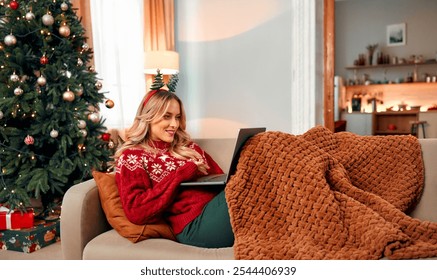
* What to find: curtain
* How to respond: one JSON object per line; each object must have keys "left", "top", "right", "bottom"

{"left": 290, "top": 0, "right": 321, "bottom": 133}
{"left": 90, "top": 0, "right": 146, "bottom": 130}
{"left": 143, "top": 0, "right": 177, "bottom": 89}
{"left": 77, "top": 0, "right": 176, "bottom": 129}
{"left": 71, "top": 0, "right": 94, "bottom": 65}
{"left": 144, "top": 0, "right": 175, "bottom": 51}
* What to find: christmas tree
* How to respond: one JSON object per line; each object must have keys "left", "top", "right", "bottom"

{"left": 0, "top": 0, "right": 114, "bottom": 212}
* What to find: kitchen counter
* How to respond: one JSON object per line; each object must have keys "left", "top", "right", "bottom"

{"left": 341, "top": 111, "right": 437, "bottom": 138}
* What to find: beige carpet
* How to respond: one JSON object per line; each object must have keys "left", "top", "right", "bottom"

{"left": 0, "top": 241, "right": 63, "bottom": 260}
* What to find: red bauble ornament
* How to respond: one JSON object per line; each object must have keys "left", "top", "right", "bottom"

{"left": 24, "top": 135, "right": 34, "bottom": 145}
{"left": 101, "top": 133, "right": 111, "bottom": 142}
{"left": 40, "top": 55, "right": 49, "bottom": 65}
{"left": 10, "top": 1, "right": 19, "bottom": 10}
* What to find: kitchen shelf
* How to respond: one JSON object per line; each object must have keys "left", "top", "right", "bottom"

{"left": 345, "top": 82, "right": 437, "bottom": 95}
{"left": 345, "top": 60, "right": 437, "bottom": 70}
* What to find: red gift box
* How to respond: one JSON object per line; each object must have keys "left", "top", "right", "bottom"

{"left": 0, "top": 206, "right": 34, "bottom": 230}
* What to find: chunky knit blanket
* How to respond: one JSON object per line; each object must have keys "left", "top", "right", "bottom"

{"left": 225, "top": 126, "right": 437, "bottom": 259}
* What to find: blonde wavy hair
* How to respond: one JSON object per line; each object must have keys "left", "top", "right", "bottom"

{"left": 112, "top": 89, "right": 203, "bottom": 164}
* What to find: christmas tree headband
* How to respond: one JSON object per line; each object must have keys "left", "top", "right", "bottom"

{"left": 143, "top": 69, "right": 179, "bottom": 107}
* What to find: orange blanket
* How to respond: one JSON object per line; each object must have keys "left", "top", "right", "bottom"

{"left": 225, "top": 126, "right": 437, "bottom": 259}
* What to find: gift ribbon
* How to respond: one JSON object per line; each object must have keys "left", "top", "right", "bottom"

{"left": 0, "top": 206, "right": 14, "bottom": 229}
{"left": 6, "top": 212, "right": 12, "bottom": 229}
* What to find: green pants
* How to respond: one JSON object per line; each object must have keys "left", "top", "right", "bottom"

{"left": 176, "top": 190, "right": 234, "bottom": 248}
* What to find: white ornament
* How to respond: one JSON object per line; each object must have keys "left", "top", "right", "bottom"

{"left": 61, "top": 2, "right": 68, "bottom": 11}
{"left": 42, "top": 14, "right": 54, "bottom": 26}
{"left": 87, "top": 105, "right": 96, "bottom": 112}
{"left": 77, "top": 120, "right": 86, "bottom": 129}
{"left": 76, "top": 85, "right": 83, "bottom": 96}
{"left": 10, "top": 73, "right": 19, "bottom": 82}
{"left": 14, "top": 87, "right": 23, "bottom": 96}
{"left": 25, "top": 12, "right": 35, "bottom": 21}
{"left": 108, "top": 141, "right": 115, "bottom": 149}
{"left": 50, "top": 129, "right": 59, "bottom": 138}
{"left": 80, "top": 129, "right": 87, "bottom": 137}
{"left": 0, "top": 111, "right": 3, "bottom": 119}
{"left": 37, "top": 76, "right": 47, "bottom": 86}
{"left": 60, "top": 70, "right": 72, "bottom": 78}
{"left": 4, "top": 34, "right": 17, "bottom": 46}
{"left": 88, "top": 112, "right": 100, "bottom": 123}
{"left": 82, "top": 43, "right": 89, "bottom": 51}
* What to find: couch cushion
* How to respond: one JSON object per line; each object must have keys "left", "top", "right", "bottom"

{"left": 92, "top": 171, "right": 176, "bottom": 243}
{"left": 83, "top": 229, "right": 234, "bottom": 260}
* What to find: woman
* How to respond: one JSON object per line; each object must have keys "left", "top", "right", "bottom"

{"left": 113, "top": 88, "right": 234, "bottom": 248}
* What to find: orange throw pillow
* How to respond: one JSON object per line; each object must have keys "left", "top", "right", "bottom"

{"left": 92, "top": 171, "right": 176, "bottom": 243}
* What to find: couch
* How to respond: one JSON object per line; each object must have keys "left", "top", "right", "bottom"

{"left": 61, "top": 137, "right": 437, "bottom": 260}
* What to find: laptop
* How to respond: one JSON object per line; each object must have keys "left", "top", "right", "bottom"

{"left": 180, "top": 127, "right": 266, "bottom": 186}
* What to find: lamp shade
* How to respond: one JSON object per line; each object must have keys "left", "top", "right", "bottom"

{"left": 144, "top": 51, "right": 179, "bottom": 75}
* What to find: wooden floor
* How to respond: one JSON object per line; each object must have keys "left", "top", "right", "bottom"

{"left": 0, "top": 241, "right": 63, "bottom": 260}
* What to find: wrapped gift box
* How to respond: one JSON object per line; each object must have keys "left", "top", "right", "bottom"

{"left": 0, "top": 207, "right": 34, "bottom": 230}
{"left": 0, "top": 218, "right": 60, "bottom": 253}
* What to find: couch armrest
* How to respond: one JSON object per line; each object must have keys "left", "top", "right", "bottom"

{"left": 61, "top": 178, "right": 111, "bottom": 259}
{"left": 409, "top": 139, "right": 437, "bottom": 222}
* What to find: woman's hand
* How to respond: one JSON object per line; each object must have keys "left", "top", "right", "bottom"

{"left": 194, "top": 159, "right": 209, "bottom": 175}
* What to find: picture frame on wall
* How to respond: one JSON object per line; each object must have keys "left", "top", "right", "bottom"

{"left": 387, "top": 23, "right": 406, "bottom": 47}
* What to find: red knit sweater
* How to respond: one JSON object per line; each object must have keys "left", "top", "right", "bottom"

{"left": 115, "top": 141, "right": 224, "bottom": 235}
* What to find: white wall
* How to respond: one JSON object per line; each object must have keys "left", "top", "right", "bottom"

{"left": 175, "top": 0, "right": 322, "bottom": 138}
{"left": 335, "top": 0, "right": 437, "bottom": 80}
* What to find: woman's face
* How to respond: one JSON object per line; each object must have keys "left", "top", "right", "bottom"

{"left": 150, "top": 99, "right": 181, "bottom": 143}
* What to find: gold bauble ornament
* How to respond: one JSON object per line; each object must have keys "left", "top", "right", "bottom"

{"left": 63, "top": 89, "right": 75, "bottom": 102}
{"left": 78, "top": 143, "right": 86, "bottom": 153}
{"left": 95, "top": 81, "right": 102, "bottom": 90}
{"left": 105, "top": 99, "right": 114, "bottom": 109}
{"left": 59, "top": 24, "right": 71, "bottom": 37}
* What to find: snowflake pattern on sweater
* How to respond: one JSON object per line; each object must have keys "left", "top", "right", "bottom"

{"left": 117, "top": 142, "right": 202, "bottom": 183}
{"left": 115, "top": 140, "right": 224, "bottom": 233}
